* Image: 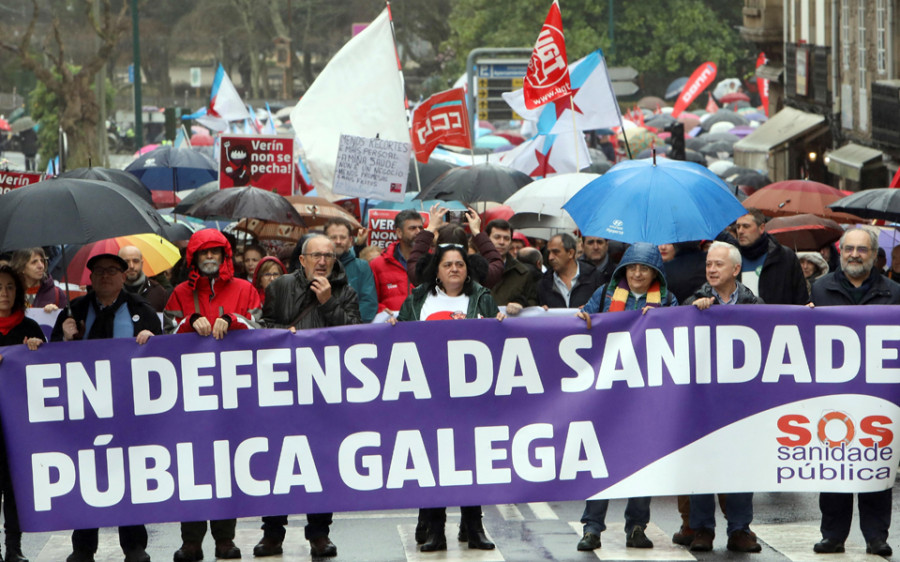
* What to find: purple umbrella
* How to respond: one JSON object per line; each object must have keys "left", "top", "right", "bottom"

{"left": 728, "top": 125, "right": 757, "bottom": 138}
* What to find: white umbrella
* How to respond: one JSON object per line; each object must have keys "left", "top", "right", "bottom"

{"left": 503, "top": 172, "right": 600, "bottom": 217}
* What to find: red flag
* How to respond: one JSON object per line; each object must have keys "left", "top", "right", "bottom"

{"left": 756, "top": 52, "right": 770, "bottom": 117}
{"left": 890, "top": 166, "right": 900, "bottom": 189}
{"left": 411, "top": 87, "right": 472, "bottom": 164}
{"left": 523, "top": 0, "right": 572, "bottom": 109}
{"left": 672, "top": 61, "right": 717, "bottom": 117}
{"left": 706, "top": 93, "right": 719, "bottom": 114}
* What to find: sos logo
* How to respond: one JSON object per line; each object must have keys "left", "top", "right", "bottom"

{"left": 776, "top": 413, "right": 893, "bottom": 448}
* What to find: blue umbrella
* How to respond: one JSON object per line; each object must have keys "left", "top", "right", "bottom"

{"left": 665, "top": 77, "right": 689, "bottom": 100}
{"left": 562, "top": 159, "right": 747, "bottom": 245}
{"left": 125, "top": 146, "right": 218, "bottom": 192}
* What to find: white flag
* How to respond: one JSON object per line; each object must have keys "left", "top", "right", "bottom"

{"left": 290, "top": 9, "right": 408, "bottom": 196}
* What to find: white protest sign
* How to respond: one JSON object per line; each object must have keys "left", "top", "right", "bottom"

{"left": 333, "top": 134, "right": 410, "bottom": 202}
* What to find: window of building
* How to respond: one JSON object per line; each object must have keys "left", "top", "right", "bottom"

{"left": 876, "top": 0, "right": 886, "bottom": 74}
{"left": 841, "top": 0, "right": 850, "bottom": 70}
{"left": 858, "top": 0, "right": 867, "bottom": 86}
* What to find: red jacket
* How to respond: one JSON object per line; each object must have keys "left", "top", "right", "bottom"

{"left": 369, "top": 240, "right": 411, "bottom": 313}
{"left": 164, "top": 229, "right": 261, "bottom": 333}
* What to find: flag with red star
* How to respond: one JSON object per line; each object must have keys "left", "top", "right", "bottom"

{"left": 502, "top": 133, "right": 590, "bottom": 179}
{"left": 503, "top": 50, "right": 621, "bottom": 135}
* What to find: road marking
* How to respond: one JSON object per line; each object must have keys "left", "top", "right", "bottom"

{"left": 398, "top": 524, "right": 504, "bottom": 561}
{"left": 753, "top": 523, "right": 885, "bottom": 561}
{"left": 496, "top": 504, "right": 524, "bottom": 521}
{"left": 568, "top": 521, "right": 696, "bottom": 560}
{"left": 527, "top": 502, "right": 559, "bottom": 520}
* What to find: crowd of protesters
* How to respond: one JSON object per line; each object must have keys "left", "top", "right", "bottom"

{"left": 0, "top": 203, "right": 895, "bottom": 561}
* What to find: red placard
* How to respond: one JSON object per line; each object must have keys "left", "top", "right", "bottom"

{"left": 0, "top": 171, "right": 43, "bottom": 195}
{"left": 756, "top": 52, "right": 769, "bottom": 117}
{"left": 367, "top": 209, "right": 429, "bottom": 248}
{"left": 219, "top": 134, "right": 295, "bottom": 195}
{"left": 523, "top": 0, "right": 572, "bottom": 109}
{"left": 334, "top": 197, "right": 362, "bottom": 222}
{"left": 411, "top": 88, "right": 472, "bottom": 164}
{"left": 672, "top": 62, "right": 717, "bottom": 118}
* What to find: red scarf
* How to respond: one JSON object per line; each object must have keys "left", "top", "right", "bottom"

{"left": 0, "top": 310, "right": 25, "bottom": 336}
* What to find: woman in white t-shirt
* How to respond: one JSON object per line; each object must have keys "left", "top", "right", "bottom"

{"left": 389, "top": 244, "right": 504, "bottom": 552}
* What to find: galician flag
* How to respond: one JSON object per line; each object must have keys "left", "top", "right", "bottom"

{"left": 209, "top": 64, "right": 251, "bottom": 122}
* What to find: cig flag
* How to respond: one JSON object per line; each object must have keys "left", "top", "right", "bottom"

{"left": 411, "top": 88, "right": 472, "bottom": 164}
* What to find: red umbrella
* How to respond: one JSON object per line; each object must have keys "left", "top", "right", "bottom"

{"left": 719, "top": 92, "right": 750, "bottom": 103}
{"left": 742, "top": 180, "right": 863, "bottom": 224}
{"left": 765, "top": 214, "right": 844, "bottom": 251}
{"left": 0, "top": 118, "right": 10, "bottom": 131}
{"left": 480, "top": 204, "right": 514, "bottom": 224}
{"left": 190, "top": 130, "right": 214, "bottom": 146}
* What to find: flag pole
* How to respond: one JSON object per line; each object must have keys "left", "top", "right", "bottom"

{"left": 385, "top": 0, "right": 420, "bottom": 190}
{"left": 569, "top": 91, "right": 580, "bottom": 170}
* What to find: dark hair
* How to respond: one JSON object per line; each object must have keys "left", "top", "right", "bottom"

{"left": 743, "top": 208, "right": 767, "bottom": 226}
{"left": 0, "top": 264, "right": 26, "bottom": 313}
{"left": 436, "top": 224, "right": 468, "bottom": 247}
{"left": 421, "top": 244, "right": 474, "bottom": 296}
{"left": 242, "top": 243, "right": 266, "bottom": 259}
{"left": 485, "top": 219, "right": 513, "bottom": 237}
{"left": 324, "top": 217, "right": 354, "bottom": 236}
{"left": 551, "top": 232, "right": 578, "bottom": 253}
{"left": 394, "top": 209, "right": 423, "bottom": 231}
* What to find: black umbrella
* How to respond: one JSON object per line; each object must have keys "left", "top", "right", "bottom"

{"left": 185, "top": 186, "right": 306, "bottom": 225}
{"left": 0, "top": 178, "right": 169, "bottom": 251}
{"left": 58, "top": 167, "right": 153, "bottom": 206}
{"left": 685, "top": 137, "right": 707, "bottom": 151}
{"left": 665, "top": 77, "right": 689, "bottom": 100}
{"left": 697, "top": 132, "right": 740, "bottom": 144}
{"left": 415, "top": 164, "right": 532, "bottom": 204}
{"left": 701, "top": 110, "right": 749, "bottom": 131}
{"left": 645, "top": 114, "right": 676, "bottom": 129}
{"left": 407, "top": 159, "right": 456, "bottom": 192}
{"left": 584, "top": 161, "right": 612, "bottom": 175}
{"left": 728, "top": 171, "right": 771, "bottom": 191}
{"left": 699, "top": 141, "right": 735, "bottom": 158}
{"left": 828, "top": 188, "right": 900, "bottom": 222}
{"left": 173, "top": 181, "right": 220, "bottom": 214}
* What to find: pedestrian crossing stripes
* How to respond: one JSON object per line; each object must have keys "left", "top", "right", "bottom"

{"left": 398, "top": 524, "right": 504, "bottom": 561}
{"left": 752, "top": 523, "right": 885, "bottom": 561}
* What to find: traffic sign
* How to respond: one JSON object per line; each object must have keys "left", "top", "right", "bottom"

{"left": 608, "top": 66, "right": 639, "bottom": 98}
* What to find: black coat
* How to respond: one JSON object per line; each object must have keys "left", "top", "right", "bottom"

{"left": 0, "top": 317, "right": 45, "bottom": 346}
{"left": 756, "top": 236, "right": 810, "bottom": 305}
{"left": 51, "top": 290, "right": 162, "bottom": 341}
{"left": 811, "top": 270, "right": 900, "bottom": 306}
{"left": 262, "top": 261, "right": 361, "bottom": 330}
{"left": 538, "top": 261, "right": 606, "bottom": 309}
{"left": 684, "top": 281, "right": 763, "bottom": 305}
{"left": 664, "top": 246, "right": 708, "bottom": 303}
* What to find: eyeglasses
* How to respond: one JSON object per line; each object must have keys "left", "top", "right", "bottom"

{"left": 92, "top": 267, "right": 124, "bottom": 277}
{"left": 303, "top": 252, "right": 336, "bottom": 262}
{"left": 842, "top": 245, "right": 871, "bottom": 255}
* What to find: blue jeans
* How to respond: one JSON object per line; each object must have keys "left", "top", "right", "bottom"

{"left": 581, "top": 497, "right": 651, "bottom": 536}
{"left": 690, "top": 493, "right": 754, "bottom": 535}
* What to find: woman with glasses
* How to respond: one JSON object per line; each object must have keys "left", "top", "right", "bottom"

{"left": 9, "top": 247, "right": 67, "bottom": 312}
{"left": 252, "top": 256, "right": 286, "bottom": 305}
{"left": 388, "top": 243, "right": 504, "bottom": 553}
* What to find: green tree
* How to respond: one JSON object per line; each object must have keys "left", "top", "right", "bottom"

{"left": 0, "top": 0, "right": 129, "bottom": 169}
{"left": 443, "top": 0, "right": 751, "bottom": 99}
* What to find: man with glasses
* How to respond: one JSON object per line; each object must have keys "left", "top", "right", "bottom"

{"left": 164, "top": 229, "right": 260, "bottom": 561}
{"left": 255, "top": 234, "right": 361, "bottom": 558}
{"left": 51, "top": 253, "right": 161, "bottom": 562}
{"left": 809, "top": 228, "right": 900, "bottom": 557}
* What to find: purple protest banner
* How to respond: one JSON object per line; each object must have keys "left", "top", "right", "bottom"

{"left": 2, "top": 305, "right": 899, "bottom": 532}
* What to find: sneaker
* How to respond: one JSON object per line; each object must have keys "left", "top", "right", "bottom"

{"left": 626, "top": 526, "right": 653, "bottom": 548}
{"left": 672, "top": 525, "right": 695, "bottom": 546}
{"left": 727, "top": 529, "right": 762, "bottom": 553}
{"left": 690, "top": 528, "right": 715, "bottom": 552}
{"left": 576, "top": 532, "right": 601, "bottom": 551}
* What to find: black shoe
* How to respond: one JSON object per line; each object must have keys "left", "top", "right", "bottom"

{"left": 626, "top": 526, "right": 654, "bottom": 548}
{"left": 309, "top": 536, "right": 337, "bottom": 558}
{"left": 253, "top": 535, "right": 283, "bottom": 557}
{"left": 5, "top": 547, "right": 27, "bottom": 562}
{"left": 420, "top": 529, "right": 447, "bottom": 552}
{"left": 813, "top": 538, "right": 845, "bottom": 553}
{"left": 214, "top": 540, "right": 241, "bottom": 559}
{"left": 468, "top": 530, "right": 495, "bottom": 550}
{"left": 457, "top": 522, "right": 468, "bottom": 542}
{"left": 66, "top": 551, "right": 95, "bottom": 562}
{"left": 576, "top": 532, "right": 601, "bottom": 551}
{"left": 415, "top": 522, "right": 429, "bottom": 544}
{"left": 867, "top": 540, "right": 893, "bottom": 556}
{"left": 124, "top": 549, "right": 150, "bottom": 562}
{"left": 172, "top": 543, "right": 203, "bottom": 562}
